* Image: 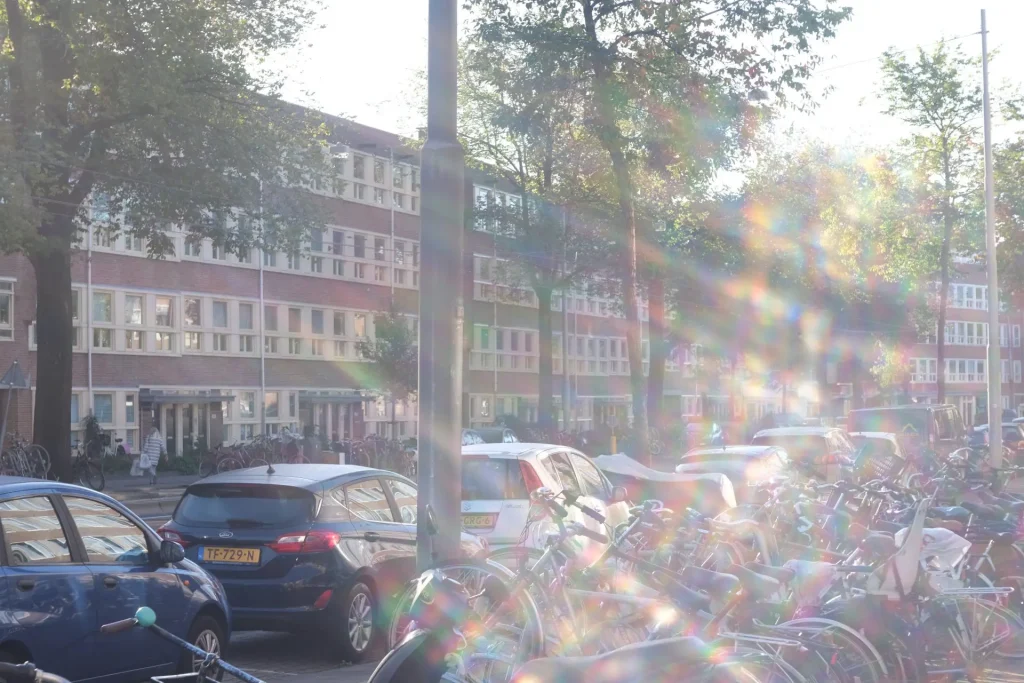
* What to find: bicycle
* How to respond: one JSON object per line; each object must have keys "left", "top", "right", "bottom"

{"left": 0, "top": 662, "right": 71, "bottom": 683}
{"left": 71, "top": 440, "right": 105, "bottom": 490}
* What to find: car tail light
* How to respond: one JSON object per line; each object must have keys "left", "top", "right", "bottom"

{"left": 157, "top": 525, "right": 191, "bottom": 548}
{"left": 269, "top": 531, "right": 341, "bottom": 554}
{"left": 519, "top": 460, "right": 544, "bottom": 491}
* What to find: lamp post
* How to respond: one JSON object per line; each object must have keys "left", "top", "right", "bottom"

{"left": 416, "top": 0, "right": 466, "bottom": 569}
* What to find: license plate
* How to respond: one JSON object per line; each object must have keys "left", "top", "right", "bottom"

{"left": 200, "top": 546, "right": 261, "bottom": 564}
{"left": 462, "top": 514, "right": 497, "bottom": 529}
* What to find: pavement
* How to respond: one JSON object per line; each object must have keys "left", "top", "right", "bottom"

{"left": 107, "top": 473, "right": 199, "bottom": 525}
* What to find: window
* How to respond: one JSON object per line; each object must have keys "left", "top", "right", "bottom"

{"left": 288, "top": 338, "right": 302, "bottom": 355}
{"left": 213, "top": 301, "right": 228, "bottom": 328}
{"left": 264, "top": 336, "right": 278, "bottom": 353}
{"left": 0, "top": 497, "right": 72, "bottom": 565}
{"left": 286, "top": 252, "right": 301, "bottom": 270}
{"left": 374, "top": 188, "right": 386, "bottom": 204}
{"left": 240, "top": 392, "right": 255, "bottom": 418}
{"left": 386, "top": 479, "right": 416, "bottom": 524}
{"left": 394, "top": 269, "right": 406, "bottom": 285}
{"left": 570, "top": 453, "right": 610, "bottom": 500}
{"left": 154, "top": 332, "right": 173, "bottom": 351}
{"left": 334, "top": 340, "right": 347, "bottom": 357}
{"left": 93, "top": 328, "right": 112, "bottom": 349}
{"left": 93, "top": 292, "right": 112, "bottom": 323}
{"left": 239, "top": 303, "right": 253, "bottom": 330}
{"left": 393, "top": 193, "right": 405, "bottom": 209}
{"left": 312, "top": 309, "right": 324, "bottom": 335}
{"left": 310, "top": 256, "right": 323, "bottom": 273}
{"left": 125, "top": 233, "right": 143, "bottom": 252}
{"left": 311, "top": 339, "right": 324, "bottom": 356}
{"left": 354, "top": 313, "right": 366, "bottom": 337}
{"left": 184, "top": 331, "right": 201, "bottom": 350}
{"left": 289, "top": 393, "right": 297, "bottom": 418}
{"left": 93, "top": 393, "right": 114, "bottom": 423}
{"left": 344, "top": 479, "right": 394, "bottom": 522}
{"left": 334, "top": 312, "right": 345, "bottom": 336}
{"left": 155, "top": 297, "right": 173, "bottom": 327}
{"left": 237, "top": 249, "right": 252, "bottom": 265}
{"left": 265, "top": 392, "right": 279, "bottom": 418}
{"left": 120, "top": 294, "right": 143, "bottom": 326}
{"left": 911, "top": 358, "right": 937, "bottom": 383}
{"left": 239, "top": 424, "right": 255, "bottom": 440}
{"left": 1016, "top": 361, "right": 1023, "bottom": 384}
{"left": 332, "top": 230, "right": 345, "bottom": 255}
{"left": 264, "top": 305, "right": 278, "bottom": 331}
{"left": 93, "top": 227, "right": 113, "bottom": 248}
{"left": 353, "top": 183, "right": 366, "bottom": 200}
{"left": 288, "top": 307, "right": 301, "bottom": 333}
{"left": 525, "top": 332, "right": 533, "bottom": 353}
{"left": 310, "top": 228, "right": 323, "bottom": 253}
{"left": 1015, "top": 326, "right": 1022, "bottom": 348}
{"left": 541, "top": 452, "right": 580, "bottom": 495}
{"left": 263, "top": 251, "right": 277, "bottom": 267}
{"left": 374, "top": 159, "right": 385, "bottom": 184}
{"left": 479, "top": 327, "right": 490, "bottom": 350}
{"left": 411, "top": 167, "right": 420, "bottom": 191}
{"left": 393, "top": 165, "right": 405, "bottom": 188}
{"left": 374, "top": 238, "right": 386, "bottom": 261}
{"left": 125, "top": 330, "right": 144, "bottom": 350}
{"left": 213, "top": 333, "right": 228, "bottom": 351}
{"left": 374, "top": 266, "right": 387, "bottom": 282}
{"left": 353, "top": 154, "right": 365, "bottom": 179}
{"left": 125, "top": 394, "right": 136, "bottom": 424}
{"left": 211, "top": 243, "right": 226, "bottom": 261}
{"left": 511, "top": 331, "right": 519, "bottom": 352}
{"left": 332, "top": 259, "right": 345, "bottom": 277}
{"left": 495, "top": 329, "right": 504, "bottom": 351}
{"left": 239, "top": 335, "right": 255, "bottom": 353}
{"left": 65, "top": 497, "right": 149, "bottom": 565}
{"left": 354, "top": 235, "right": 366, "bottom": 258}
{"left": 71, "top": 394, "right": 79, "bottom": 425}
{"left": 354, "top": 262, "right": 365, "bottom": 279}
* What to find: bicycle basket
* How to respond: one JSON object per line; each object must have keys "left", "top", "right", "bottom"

{"left": 852, "top": 442, "right": 905, "bottom": 481}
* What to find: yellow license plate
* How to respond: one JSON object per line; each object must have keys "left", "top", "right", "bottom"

{"left": 201, "top": 546, "right": 261, "bottom": 564}
{"left": 462, "top": 514, "right": 497, "bottom": 529}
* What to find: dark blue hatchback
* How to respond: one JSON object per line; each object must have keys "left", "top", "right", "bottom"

{"left": 0, "top": 477, "right": 231, "bottom": 683}
{"left": 158, "top": 464, "right": 484, "bottom": 663}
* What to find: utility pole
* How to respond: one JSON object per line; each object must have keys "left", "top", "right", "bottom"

{"left": 561, "top": 210, "right": 571, "bottom": 432}
{"left": 982, "top": 9, "right": 1003, "bottom": 468}
{"left": 417, "top": 0, "right": 466, "bottom": 570}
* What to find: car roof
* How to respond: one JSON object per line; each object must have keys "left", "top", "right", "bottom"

{"left": 194, "top": 463, "right": 394, "bottom": 490}
{"left": 462, "top": 443, "right": 561, "bottom": 459}
{"left": 753, "top": 427, "right": 841, "bottom": 438}
{"left": 848, "top": 431, "right": 899, "bottom": 440}
{"left": 973, "top": 423, "right": 1024, "bottom": 431}
{"left": 0, "top": 476, "right": 108, "bottom": 496}
{"left": 683, "top": 445, "right": 779, "bottom": 458}
{"left": 849, "top": 404, "right": 956, "bottom": 413}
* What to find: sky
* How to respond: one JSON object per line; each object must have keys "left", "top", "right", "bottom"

{"left": 275, "top": 0, "right": 1024, "bottom": 147}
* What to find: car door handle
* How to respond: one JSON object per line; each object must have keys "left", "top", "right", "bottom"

{"left": 16, "top": 579, "right": 35, "bottom": 591}
{"left": 103, "top": 577, "right": 118, "bottom": 588}
{"left": 363, "top": 532, "right": 380, "bottom": 542}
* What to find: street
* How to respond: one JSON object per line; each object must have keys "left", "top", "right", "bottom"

{"left": 228, "top": 633, "right": 377, "bottom": 683}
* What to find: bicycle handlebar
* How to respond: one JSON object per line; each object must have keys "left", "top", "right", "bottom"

{"left": 0, "top": 663, "right": 71, "bottom": 683}
{"left": 569, "top": 523, "right": 609, "bottom": 544}
{"left": 99, "top": 617, "right": 137, "bottom": 635}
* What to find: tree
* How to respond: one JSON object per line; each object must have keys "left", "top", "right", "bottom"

{"left": 465, "top": 0, "right": 850, "bottom": 462}
{"left": 0, "top": 1, "right": 330, "bottom": 480}
{"left": 357, "top": 307, "right": 419, "bottom": 438}
{"left": 880, "top": 42, "right": 984, "bottom": 404}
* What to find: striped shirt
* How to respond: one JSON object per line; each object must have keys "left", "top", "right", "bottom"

{"left": 140, "top": 430, "right": 165, "bottom": 468}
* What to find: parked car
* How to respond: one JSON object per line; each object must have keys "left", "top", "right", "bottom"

{"left": 969, "top": 423, "right": 1024, "bottom": 455}
{"left": 158, "top": 464, "right": 485, "bottom": 663}
{"left": 847, "top": 404, "right": 965, "bottom": 460}
{"left": 675, "top": 445, "right": 791, "bottom": 502}
{"left": 462, "top": 429, "right": 485, "bottom": 446}
{"left": 460, "top": 444, "right": 630, "bottom": 550}
{"left": 751, "top": 427, "right": 856, "bottom": 482}
{"left": 0, "top": 476, "right": 230, "bottom": 683}
{"left": 595, "top": 454, "right": 737, "bottom": 517}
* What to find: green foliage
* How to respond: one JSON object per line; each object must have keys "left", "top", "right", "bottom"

{"left": 357, "top": 307, "right": 418, "bottom": 404}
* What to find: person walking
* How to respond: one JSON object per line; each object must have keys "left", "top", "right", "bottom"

{"left": 136, "top": 425, "right": 166, "bottom": 486}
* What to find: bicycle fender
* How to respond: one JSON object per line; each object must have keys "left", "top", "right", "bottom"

{"left": 366, "top": 630, "right": 448, "bottom": 683}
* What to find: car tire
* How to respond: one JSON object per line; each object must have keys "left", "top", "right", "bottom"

{"left": 332, "top": 581, "right": 378, "bottom": 662}
{"left": 178, "top": 615, "right": 227, "bottom": 678}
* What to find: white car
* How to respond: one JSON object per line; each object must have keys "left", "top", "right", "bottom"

{"left": 460, "top": 443, "right": 631, "bottom": 551}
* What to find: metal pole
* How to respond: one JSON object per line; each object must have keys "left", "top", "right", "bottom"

{"left": 982, "top": 9, "right": 1002, "bottom": 468}
{"left": 560, "top": 226, "right": 570, "bottom": 432}
{"left": 390, "top": 148, "right": 396, "bottom": 303}
{"left": 417, "top": 0, "right": 465, "bottom": 570}
{"left": 259, "top": 180, "right": 267, "bottom": 440}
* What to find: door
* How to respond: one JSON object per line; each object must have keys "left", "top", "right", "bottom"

{"left": 61, "top": 496, "right": 183, "bottom": 678}
{"left": 380, "top": 478, "right": 419, "bottom": 589}
{"left": 0, "top": 495, "right": 96, "bottom": 682}
{"left": 338, "top": 478, "right": 409, "bottom": 598}
{"left": 569, "top": 452, "right": 629, "bottom": 532}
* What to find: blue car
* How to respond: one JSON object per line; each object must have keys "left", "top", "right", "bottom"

{"left": 0, "top": 476, "right": 231, "bottom": 683}
{"left": 157, "top": 464, "right": 486, "bottom": 663}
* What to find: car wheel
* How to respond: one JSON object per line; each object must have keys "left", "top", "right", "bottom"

{"left": 333, "top": 581, "right": 377, "bottom": 662}
{"left": 179, "top": 615, "right": 226, "bottom": 679}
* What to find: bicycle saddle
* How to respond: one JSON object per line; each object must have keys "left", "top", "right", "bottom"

{"left": 744, "top": 561, "right": 796, "bottom": 584}
{"left": 960, "top": 501, "right": 1007, "bottom": 521}
{"left": 680, "top": 565, "right": 741, "bottom": 602}
{"left": 978, "top": 490, "right": 1024, "bottom": 514}
{"left": 664, "top": 578, "right": 713, "bottom": 614}
{"left": 512, "top": 636, "right": 710, "bottom": 683}
{"left": 860, "top": 532, "right": 897, "bottom": 557}
{"left": 724, "top": 563, "right": 781, "bottom": 600}
{"left": 929, "top": 506, "right": 972, "bottom": 523}
{"left": 967, "top": 528, "right": 1018, "bottom": 545}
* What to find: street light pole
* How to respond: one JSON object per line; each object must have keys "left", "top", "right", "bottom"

{"left": 981, "top": 9, "right": 1002, "bottom": 468}
{"left": 417, "top": 0, "right": 466, "bottom": 570}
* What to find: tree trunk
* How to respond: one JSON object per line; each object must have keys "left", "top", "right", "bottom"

{"left": 937, "top": 149, "right": 954, "bottom": 405}
{"left": 582, "top": 0, "right": 648, "bottom": 463}
{"left": 32, "top": 241, "right": 75, "bottom": 482}
{"left": 536, "top": 287, "right": 555, "bottom": 430}
{"left": 646, "top": 273, "right": 666, "bottom": 431}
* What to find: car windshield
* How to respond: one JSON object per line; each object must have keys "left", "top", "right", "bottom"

{"left": 462, "top": 459, "right": 529, "bottom": 500}
{"left": 848, "top": 410, "right": 929, "bottom": 436}
{"left": 175, "top": 484, "right": 315, "bottom": 528}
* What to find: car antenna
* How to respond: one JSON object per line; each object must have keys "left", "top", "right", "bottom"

{"left": 267, "top": 462, "right": 275, "bottom": 475}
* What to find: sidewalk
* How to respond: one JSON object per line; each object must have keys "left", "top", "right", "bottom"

{"left": 106, "top": 473, "right": 199, "bottom": 521}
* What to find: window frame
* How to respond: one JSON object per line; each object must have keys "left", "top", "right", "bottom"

{"left": 343, "top": 477, "right": 397, "bottom": 524}
{"left": 0, "top": 494, "right": 86, "bottom": 566}
{"left": 61, "top": 495, "right": 153, "bottom": 566}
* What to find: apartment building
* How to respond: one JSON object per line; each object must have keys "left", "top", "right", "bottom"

{"left": 905, "top": 265, "right": 1024, "bottom": 425}
{"left": 0, "top": 115, "right": 734, "bottom": 456}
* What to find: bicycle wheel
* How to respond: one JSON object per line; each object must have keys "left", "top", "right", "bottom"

{"left": 387, "top": 559, "right": 544, "bottom": 682}
{"left": 949, "top": 595, "right": 1024, "bottom": 660}
{"left": 768, "top": 618, "right": 886, "bottom": 683}
{"left": 28, "top": 445, "right": 50, "bottom": 479}
{"left": 198, "top": 453, "right": 218, "bottom": 478}
{"left": 78, "top": 459, "right": 106, "bottom": 491}
{"left": 215, "top": 456, "right": 244, "bottom": 473}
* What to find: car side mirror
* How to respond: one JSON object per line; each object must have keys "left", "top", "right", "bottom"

{"left": 159, "top": 540, "right": 186, "bottom": 564}
{"left": 611, "top": 486, "right": 628, "bottom": 504}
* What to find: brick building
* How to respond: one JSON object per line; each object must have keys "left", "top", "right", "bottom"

{"left": 1, "top": 115, "right": 747, "bottom": 457}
